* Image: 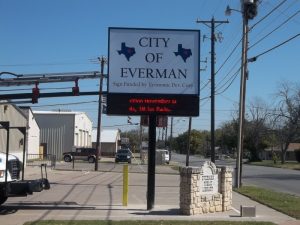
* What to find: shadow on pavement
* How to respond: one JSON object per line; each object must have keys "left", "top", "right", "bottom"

{"left": 131, "top": 208, "right": 180, "bottom": 216}
{"left": 0, "top": 202, "right": 95, "bottom": 215}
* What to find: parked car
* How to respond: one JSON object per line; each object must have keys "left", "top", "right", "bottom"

{"left": 162, "top": 150, "right": 170, "bottom": 164}
{"left": 156, "top": 149, "right": 170, "bottom": 164}
{"left": 63, "top": 147, "right": 97, "bottom": 163}
{"left": 115, "top": 149, "right": 132, "bottom": 163}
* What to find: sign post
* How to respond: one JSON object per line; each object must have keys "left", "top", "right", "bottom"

{"left": 147, "top": 115, "right": 156, "bottom": 210}
{"left": 107, "top": 27, "right": 200, "bottom": 210}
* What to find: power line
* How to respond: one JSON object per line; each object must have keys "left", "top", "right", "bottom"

{"left": 0, "top": 62, "right": 97, "bottom": 67}
{"left": 200, "top": 79, "right": 211, "bottom": 91}
{"left": 249, "top": 33, "right": 300, "bottom": 61}
{"left": 249, "top": 10, "right": 300, "bottom": 50}
{"left": 249, "top": 0, "right": 299, "bottom": 45}
{"left": 215, "top": 0, "right": 288, "bottom": 78}
{"left": 29, "top": 100, "right": 98, "bottom": 108}
{"left": 215, "top": 68, "right": 240, "bottom": 96}
{"left": 215, "top": 38, "right": 242, "bottom": 75}
{"left": 216, "top": 58, "right": 241, "bottom": 89}
{"left": 263, "top": 0, "right": 300, "bottom": 25}
{"left": 213, "top": 1, "right": 295, "bottom": 98}
{"left": 219, "top": 94, "right": 238, "bottom": 104}
{"left": 0, "top": 57, "right": 102, "bottom": 67}
{"left": 249, "top": 0, "right": 288, "bottom": 31}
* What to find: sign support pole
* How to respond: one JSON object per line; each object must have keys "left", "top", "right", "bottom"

{"left": 147, "top": 115, "right": 156, "bottom": 210}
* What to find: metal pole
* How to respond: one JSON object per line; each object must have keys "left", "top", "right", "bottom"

{"left": 19, "top": 127, "right": 26, "bottom": 181}
{"left": 139, "top": 120, "right": 142, "bottom": 152}
{"left": 2, "top": 122, "right": 10, "bottom": 191}
{"left": 147, "top": 114, "right": 156, "bottom": 210}
{"left": 186, "top": 117, "right": 192, "bottom": 166}
{"left": 95, "top": 57, "right": 105, "bottom": 171}
{"left": 165, "top": 120, "right": 168, "bottom": 148}
{"left": 236, "top": 12, "right": 249, "bottom": 188}
{"left": 211, "top": 17, "right": 216, "bottom": 163}
{"left": 170, "top": 117, "right": 173, "bottom": 160}
{"left": 122, "top": 164, "right": 129, "bottom": 206}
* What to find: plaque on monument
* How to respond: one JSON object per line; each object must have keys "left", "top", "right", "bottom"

{"left": 198, "top": 161, "right": 218, "bottom": 195}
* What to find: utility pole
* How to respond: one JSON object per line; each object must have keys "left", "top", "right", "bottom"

{"left": 226, "top": 0, "right": 258, "bottom": 188}
{"left": 196, "top": 17, "right": 228, "bottom": 163}
{"left": 95, "top": 56, "right": 105, "bottom": 171}
{"left": 236, "top": 12, "right": 248, "bottom": 188}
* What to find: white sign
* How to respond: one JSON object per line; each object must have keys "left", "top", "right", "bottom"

{"left": 198, "top": 161, "right": 219, "bottom": 195}
{"left": 108, "top": 28, "right": 200, "bottom": 95}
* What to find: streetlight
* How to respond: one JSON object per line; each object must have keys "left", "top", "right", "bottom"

{"left": 225, "top": 5, "right": 242, "bottom": 16}
{"left": 225, "top": 0, "right": 258, "bottom": 188}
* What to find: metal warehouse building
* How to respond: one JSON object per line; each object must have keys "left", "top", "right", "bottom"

{"left": 33, "top": 111, "right": 92, "bottom": 160}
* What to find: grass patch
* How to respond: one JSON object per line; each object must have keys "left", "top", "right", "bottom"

{"left": 248, "top": 160, "right": 300, "bottom": 170}
{"left": 170, "top": 165, "right": 180, "bottom": 171}
{"left": 236, "top": 186, "right": 300, "bottom": 219}
{"left": 24, "top": 220, "right": 276, "bottom": 225}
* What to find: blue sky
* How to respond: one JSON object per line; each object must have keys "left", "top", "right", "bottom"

{"left": 1, "top": 0, "right": 300, "bottom": 136}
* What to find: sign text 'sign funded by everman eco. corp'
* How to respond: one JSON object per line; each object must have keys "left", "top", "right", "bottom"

{"left": 111, "top": 81, "right": 194, "bottom": 89}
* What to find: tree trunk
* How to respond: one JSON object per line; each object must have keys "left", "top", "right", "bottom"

{"left": 281, "top": 149, "right": 287, "bottom": 164}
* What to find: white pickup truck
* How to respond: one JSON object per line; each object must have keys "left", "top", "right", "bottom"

{"left": 0, "top": 152, "right": 50, "bottom": 205}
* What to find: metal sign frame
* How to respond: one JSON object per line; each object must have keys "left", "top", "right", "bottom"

{"left": 107, "top": 27, "right": 200, "bottom": 117}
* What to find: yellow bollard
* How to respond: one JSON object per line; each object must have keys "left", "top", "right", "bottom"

{"left": 123, "top": 164, "right": 128, "bottom": 206}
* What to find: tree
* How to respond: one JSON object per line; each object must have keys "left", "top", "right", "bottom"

{"left": 217, "top": 120, "right": 239, "bottom": 155}
{"left": 217, "top": 98, "right": 271, "bottom": 161}
{"left": 172, "top": 129, "right": 208, "bottom": 156}
{"left": 271, "top": 81, "right": 300, "bottom": 163}
{"left": 243, "top": 98, "right": 270, "bottom": 162}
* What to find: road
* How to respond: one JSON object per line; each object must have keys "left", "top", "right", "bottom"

{"left": 171, "top": 152, "right": 300, "bottom": 196}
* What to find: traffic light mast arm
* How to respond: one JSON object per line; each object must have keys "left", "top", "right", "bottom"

{"left": 0, "top": 71, "right": 104, "bottom": 87}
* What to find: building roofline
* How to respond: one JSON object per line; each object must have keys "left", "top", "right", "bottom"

{"left": 33, "top": 110, "right": 86, "bottom": 115}
{"left": 1, "top": 101, "right": 28, "bottom": 121}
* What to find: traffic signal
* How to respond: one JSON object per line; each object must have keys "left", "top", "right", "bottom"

{"left": 72, "top": 86, "right": 80, "bottom": 96}
{"left": 244, "top": 0, "right": 258, "bottom": 20}
{"left": 72, "top": 78, "right": 80, "bottom": 96}
{"left": 32, "top": 83, "right": 39, "bottom": 104}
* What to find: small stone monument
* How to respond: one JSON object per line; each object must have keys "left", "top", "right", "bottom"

{"left": 179, "top": 161, "right": 233, "bottom": 215}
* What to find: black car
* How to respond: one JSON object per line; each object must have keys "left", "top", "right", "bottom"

{"left": 115, "top": 149, "right": 132, "bottom": 163}
{"left": 63, "top": 147, "right": 97, "bottom": 163}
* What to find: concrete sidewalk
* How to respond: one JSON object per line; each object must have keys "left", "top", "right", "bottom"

{"left": 1, "top": 166, "right": 298, "bottom": 225}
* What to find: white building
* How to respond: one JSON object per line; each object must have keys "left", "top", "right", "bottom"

{"left": 34, "top": 111, "right": 92, "bottom": 160}
{"left": 20, "top": 107, "right": 40, "bottom": 156}
{"left": 0, "top": 103, "right": 40, "bottom": 162}
{"left": 92, "top": 129, "right": 120, "bottom": 156}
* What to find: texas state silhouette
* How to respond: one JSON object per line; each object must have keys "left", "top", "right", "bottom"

{"left": 118, "top": 42, "right": 136, "bottom": 61}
